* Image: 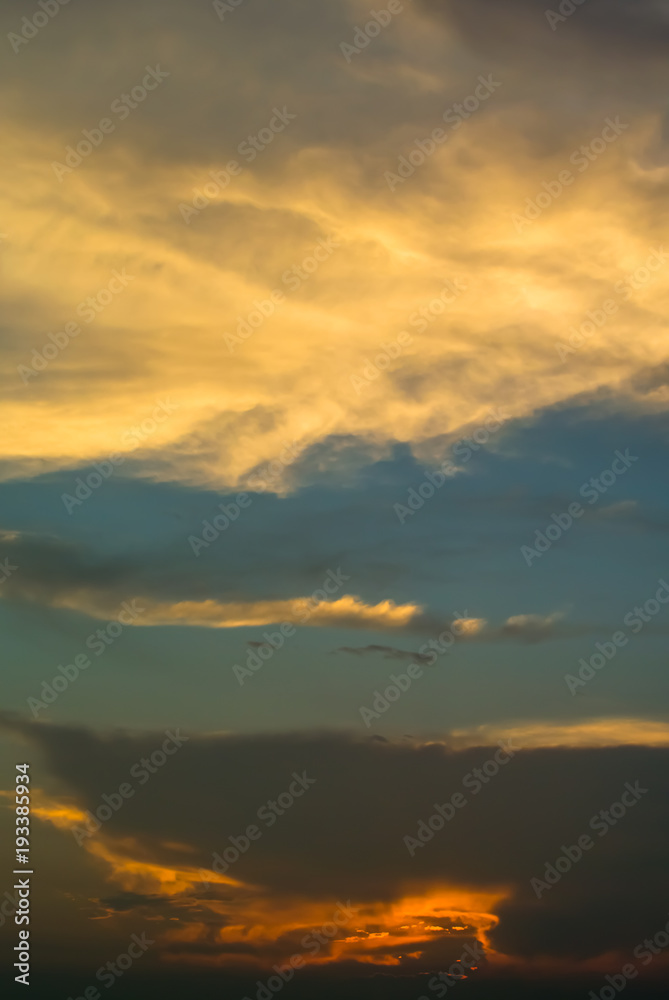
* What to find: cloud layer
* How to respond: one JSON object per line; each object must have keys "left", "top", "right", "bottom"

{"left": 0, "top": 0, "right": 668, "bottom": 489}
{"left": 4, "top": 716, "right": 668, "bottom": 975}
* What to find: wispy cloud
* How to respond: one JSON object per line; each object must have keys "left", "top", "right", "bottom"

{"left": 332, "top": 643, "right": 435, "bottom": 664}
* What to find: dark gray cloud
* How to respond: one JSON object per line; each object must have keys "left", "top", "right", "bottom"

{"left": 97, "top": 890, "right": 173, "bottom": 912}
{"left": 415, "top": 0, "right": 669, "bottom": 168}
{"left": 333, "top": 643, "right": 435, "bottom": 664}
{"left": 422, "top": 0, "right": 669, "bottom": 66}
{"left": 3, "top": 0, "right": 665, "bottom": 181}
{"left": 3, "top": 714, "right": 668, "bottom": 964}
{"left": 0, "top": 0, "right": 450, "bottom": 168}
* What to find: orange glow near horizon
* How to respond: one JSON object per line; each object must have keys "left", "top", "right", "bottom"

{"left": 10, "top": 788, "right": 669, "bottom": 977}
{"left": 28, "top": 790, "right": 508, "bottom": 970}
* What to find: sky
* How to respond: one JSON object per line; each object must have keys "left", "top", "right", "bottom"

{"left": 1, "top": 1, "right": 669, "bottom": 998}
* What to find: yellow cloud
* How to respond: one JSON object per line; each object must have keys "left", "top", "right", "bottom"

{"left": 449, "top": 717, "right": 669, "bottom": 749}
{"left": 453, "top": 617, "right": 486, "bottom": 636}
{"left": 49, "top": 592, "right": 423, "bottom": 631}
{"left": 0, "top": 64, "right": 667, "bottom": 490}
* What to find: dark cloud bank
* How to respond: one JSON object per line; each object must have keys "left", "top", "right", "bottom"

{"left": 3, "top": 715, "right": 668, "bottom": 979}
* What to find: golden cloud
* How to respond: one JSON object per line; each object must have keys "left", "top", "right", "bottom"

{"left": 47, "top": 590, "right": 423, "bottom": 631}
{"left": 449, "top": 717, "right": 669, "bottom": 749}
{"left": 0, "top": 33, "right": 667, "bottom": 491}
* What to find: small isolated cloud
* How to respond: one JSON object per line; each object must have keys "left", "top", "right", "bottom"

{"left": 333, "top": 644, "right": 435, "bottom": 664}
{"left": 596, "top": 500, "right": 638, "bottom": 518}
{"left": 496, "top": 612, "right": 564, "bottom": 641}
{"left": 98, "top": 891, "right": 172, "bottom": 912}
{"left": 452, "top": 617, "right": 486, "bottom": 637}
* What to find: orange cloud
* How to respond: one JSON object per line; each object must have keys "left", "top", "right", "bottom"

{"left": 46, "top": 592, "right": 422, "bottom": 631}
{"left": 29, "top": 788, "right": 505, "bottom": 972}
{"left": 449, "top": 717, "right": 669, "bottom": 748}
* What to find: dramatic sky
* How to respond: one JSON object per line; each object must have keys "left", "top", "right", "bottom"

{"left": 1, "top": 1, "right": 669, "bottom": 997}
